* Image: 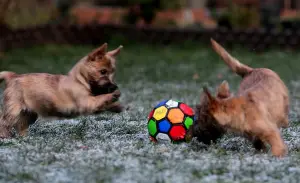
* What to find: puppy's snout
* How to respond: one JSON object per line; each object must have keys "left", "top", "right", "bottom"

{"left": 91, "top": 81, "right": 119, "bottom": 95}
{"left": 108, "top": 83, "right": 118, "bottom": 93}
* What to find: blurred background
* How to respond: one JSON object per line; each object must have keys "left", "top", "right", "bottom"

{"left": 1, "top": 0, "right": 300, "bottom": 29}
{"left": 1, "top": 0, "right": 300, "bottom": 52}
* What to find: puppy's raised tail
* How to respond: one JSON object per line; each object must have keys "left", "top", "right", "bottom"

{"left": 0, "top": 71, "right": 16, "bottom": 84}
{"left": 211, "top": 38, "right": 253, "bottom": 78}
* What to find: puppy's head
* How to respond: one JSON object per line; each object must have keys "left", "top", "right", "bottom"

{"left": 203, "top": 87, "right": 232, "bottom": 126}
{"left": 185, "top": 82, "right": 230, "bottom": 143}
{"left": 82, "top": 43, "right": 123, "bottom": 95}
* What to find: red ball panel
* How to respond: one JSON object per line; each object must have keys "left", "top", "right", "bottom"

{"left": 169, "top": 125, "right": 186, "bottom": 141}
{"left": 148, "top": 110, "right": 154, "bottom": 119}
{"left": 179, "top": 103, "right": 194, "bottom": 116}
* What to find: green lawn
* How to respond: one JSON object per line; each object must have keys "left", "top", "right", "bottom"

{"left": 1, "top": 43, "right": 300, "bottom": 183}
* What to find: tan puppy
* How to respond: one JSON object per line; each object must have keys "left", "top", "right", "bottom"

{"left": 0, "top": 43, "right": 123, "bottom": 138}
{"left": 187, "top": 81, "right": 268, "bottom": 151}
{"left": 185, "top": 80, "right": 231, "bottom": 144}
{"left": 202, "top": 39, "right": 289, "bottom": 157}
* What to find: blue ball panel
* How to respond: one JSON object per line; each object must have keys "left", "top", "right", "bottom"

{"left": 158, "top": 119, "right": 171, "bottom": 133}
{"left": 155, "top": 100, "right": 168, "bottom": 108}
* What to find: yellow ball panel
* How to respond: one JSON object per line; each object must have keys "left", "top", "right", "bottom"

{"left": 153, "top": 106, "right": 168, "bottom": 120}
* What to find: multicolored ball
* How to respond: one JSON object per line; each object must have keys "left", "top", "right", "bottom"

{"left": 147, "top": 99, "right": 195, "bottom": 143}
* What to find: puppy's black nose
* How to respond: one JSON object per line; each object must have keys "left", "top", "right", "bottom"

{"left": 108, "top": 84, "right": 118, "bottom": 93}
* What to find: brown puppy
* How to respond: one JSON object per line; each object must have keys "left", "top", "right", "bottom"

{"left": 185, "top": 80, "right": 231, "bottom": 144}
{"left": 0, "top": 43, "right": 123, "bottom": 138}
{"left": 202, "top": 39, "right": 289, "bottom": 157}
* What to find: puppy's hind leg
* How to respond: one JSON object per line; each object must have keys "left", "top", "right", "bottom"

{"left": 0, "top": 107, "right": 22, "bottom": 138}
{"left": 280, "top": 116, "right": 289, "bottom": 128}
{"left": 280, "top": 96, "right": 289, "bottom": 128}
{"left": 14, "top": 112, "right": 38, "bottom": 137}
{"left": 0, "top": 115, "right": 13, "bottom": 138}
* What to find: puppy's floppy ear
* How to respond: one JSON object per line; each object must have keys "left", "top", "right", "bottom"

{"left": 87, "top": 43, "right": 108, "bottom": 61}
{"left": 107, "top": 45, "right": 123, "bottom": 57}
{"left": 217, "top": 80, "right": 231, "bottom": 98}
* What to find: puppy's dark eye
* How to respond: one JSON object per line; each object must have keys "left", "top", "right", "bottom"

{"left": 100, "top": 69, "right": 107, "bottom": 75}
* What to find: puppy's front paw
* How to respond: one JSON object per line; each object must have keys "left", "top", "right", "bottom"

{"left": 0, "top": 128, "right": 12, "bottom": 139}
{"left": 112, "top": 90, "right": 121, "bottom": 102}
{"left": 103, "top": 90, "right": 121, "bottom": 107}
{"left": 272, "top": 144, "right": 288, "bottom": 158}
{"left": 106, "top": 102, "right": 124, "bottom": 113}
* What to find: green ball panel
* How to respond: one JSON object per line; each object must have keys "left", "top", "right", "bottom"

{"left": 148, "top": 119, "right": 157, "bottom": 136}
{"left": 184, "top": 117, "right": 193, "bottom": 129}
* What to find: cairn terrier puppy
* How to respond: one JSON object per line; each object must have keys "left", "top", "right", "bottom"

{"left": 0, "top": 43, "right": 124, "bottom": 138}
{"left": 202, "top": 39, "right": 289, "bottom": 157}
